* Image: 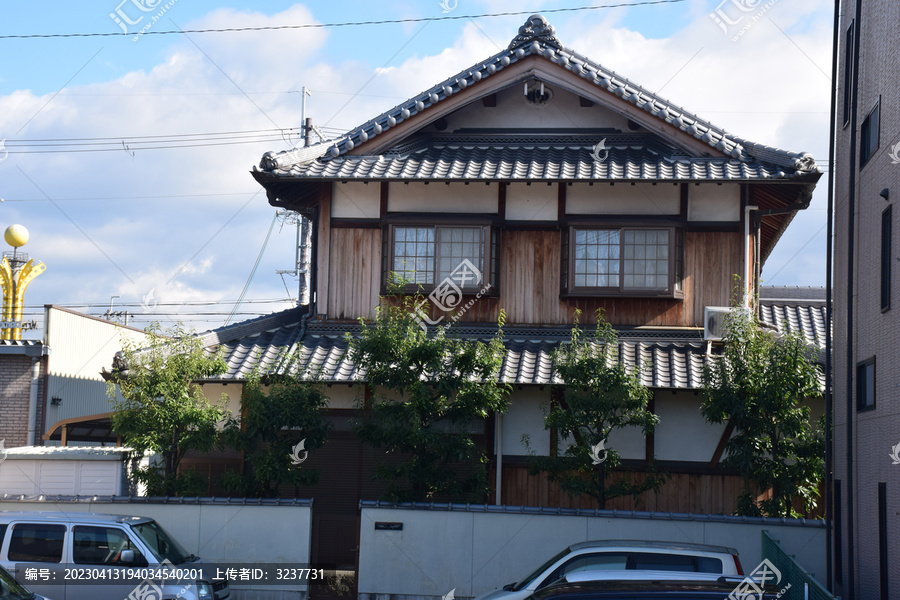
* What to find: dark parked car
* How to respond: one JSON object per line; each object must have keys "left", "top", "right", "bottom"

{"left": 0, "top": 563, "right": 48, "bottom": 600}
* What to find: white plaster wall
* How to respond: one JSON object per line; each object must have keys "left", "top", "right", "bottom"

{"left": 566, "top": 183, "right": 680, "bottom": 215}
{"left": 388, "top": 182, "right": 497, "bottom": 213}
{"left": 332, "top": 182, "right": 380, "bottom": 218}
{"left": 358, "top": 506, "right": 827, "bottom": 598}
{"left": 505, "top": 183, "right": 558, "bottom": 220}
{"left": 687, "top": 184, "right": 741, "bottom": 221}
{"left": 603, "top": 425, "right": 646, "bottom": 460}
{"left": 200, "top": 383, "right": 241, "bottom": 424}
{"left": 325, "top": 384, "right": 365, "bottom": 409}
{"left": 653, "top": 391, "right": 726, "bottom": 462}
{"left": 501, "top": 388, "right": 550, "bottom": 456}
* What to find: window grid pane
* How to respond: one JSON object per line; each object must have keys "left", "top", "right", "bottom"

{"left": 437, "top": 227, "right": 483, "bottom": 284}
{"left": 623, "top": 229, "right": 669, "bottom": 289}
{"left": 573, "top": 229, "right": 619, "bottom": 288}
{"left": 394, "top": 227, "right": 434, "bottom": 284}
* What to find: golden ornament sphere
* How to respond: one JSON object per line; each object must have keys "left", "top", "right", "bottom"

{"left": 4, "top": 224, "right": 29, "bottom": 248}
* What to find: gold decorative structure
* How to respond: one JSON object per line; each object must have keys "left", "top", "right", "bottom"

{"left": 1, "top": 224, "right": 45, "bottom": 340}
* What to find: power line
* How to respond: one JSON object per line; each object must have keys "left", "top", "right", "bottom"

{"left": 52, "top": 89, "right": 407, "bottom": 99}
{"left": 24, "top": 298, "right": 294, "bottom": 309}
{"left": 0, "top": 2, "right": 688, "bottom": 40}
{"left": 226, "top": 212, "right": 279, "bottom": 326}
{"left": 2, "top": 126, "right": 347, "bottom": 155}
{"left": 9, "top": 128, "right": 298, "bottom": 142}
{"left": 4, "top": 191, "right": 260, "bottom": 202}
{"left": 5, "top": 138, "right": 287, "bottom": 154}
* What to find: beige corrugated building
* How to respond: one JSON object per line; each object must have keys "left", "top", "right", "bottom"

{"left": 833, "top": 1, "right": 900, "bottom": 597}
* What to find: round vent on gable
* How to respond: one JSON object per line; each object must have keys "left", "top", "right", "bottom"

{"left": 524, "top": 79, "right": 553, "bottom": 107}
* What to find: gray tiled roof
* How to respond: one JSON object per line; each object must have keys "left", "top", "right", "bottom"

{"left": 256, "top": 15, "right": 818, "bottom": 179}
{"left": 203, "top": 290, "right": 827, "bottom": 390}
{"left": 207, "top": 319, "right": 708, "bottom": 389}
{"left": 269, "top": 139, "right": 803, "bottom": 182}
{"left": 759, "top": 286, "right": 827, "bottom": 350}
{"left": 358, "top": 500, "right": 826, "bottom": 526}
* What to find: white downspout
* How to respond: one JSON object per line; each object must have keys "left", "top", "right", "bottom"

{"left": 494, "top": 411, "right": 502, "bottom": 505}
{"left": 28, "top": 356, "right": 41, "bottom": 445}
{"left": 744, "top": 205, "right": 758, "bottom": 307}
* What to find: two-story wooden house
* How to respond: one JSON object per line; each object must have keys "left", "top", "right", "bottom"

{"left": 198, "top": 13, "right": 823, "bottom": 566}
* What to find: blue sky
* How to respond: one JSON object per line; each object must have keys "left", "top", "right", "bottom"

{"left": 0, "top": 0, "right": 834, "bottom": 337}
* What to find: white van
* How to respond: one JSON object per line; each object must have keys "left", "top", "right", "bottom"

{"left": 0, "top": 511, "right": 230, "bottom": 600}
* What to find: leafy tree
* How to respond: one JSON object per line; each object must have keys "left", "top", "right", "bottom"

{"left": 527, "top": 311, "right": 664, "bottom": 509}
{"left": 108, "top": 323, "right": 228, "bottom": 496}
{"left": 701, "top": 301, "right": 824, "bottom": 518}
{"left": 349, "top": 290, "right": 510, "bottom": 502}
{"left": 220, "top": 371, "right": 331, "bottom": 497}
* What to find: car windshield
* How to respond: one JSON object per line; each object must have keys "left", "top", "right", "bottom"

{"left": 512, "top": 548, "right": 570, "bottom": 591}
{"left": 129, "top": 520, "right": 191, "bottom": 565}
{"left": 0, "top": 565, "right": 34, "bottom": 600}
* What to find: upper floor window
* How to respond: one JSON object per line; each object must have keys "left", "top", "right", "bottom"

{"left": 860, "top": 99, "right": 880, "bottom": 167}
{"left": 386, "top": 224, "right": 495, "bottom": 291}
{"left": 857, "top": 357, "right": 875, "bottom": 411}
{"left": 842, "top": 22, "right": 854, "bottom": 125}
{"left": 563, "top": 226, "right": 683, "bottom": 297}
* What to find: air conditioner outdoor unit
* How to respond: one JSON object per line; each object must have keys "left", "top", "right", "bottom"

{"left": 703, "top": 306, "right": 733, "bottom": 341}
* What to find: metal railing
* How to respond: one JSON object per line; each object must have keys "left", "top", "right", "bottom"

{"left": 761, "top": 529, "right": 839, "bottom": 600}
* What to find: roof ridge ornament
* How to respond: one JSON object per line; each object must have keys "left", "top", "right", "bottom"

{"left": 508, "top": 14, "right": 561, "bottom": 50}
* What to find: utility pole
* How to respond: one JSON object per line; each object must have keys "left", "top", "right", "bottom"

{"left": 274, "top": 86, "right": 314, "bottom": 305}
{"left": 276, "top": 211, "right": 311, "bottom": 306}
{"left": 300, "top": 86, "right": 312, "bottom": 147}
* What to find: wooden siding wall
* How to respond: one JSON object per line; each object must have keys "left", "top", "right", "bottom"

{"left": 326, "top": 228, "right": 382, "bottom": 320}
{"left": 683, "top": 231, "right": 743, "bottom": 326}
{"left": 500, "top": 229, "right": 742, "bottom": 327}
{"left": 495, "top": 464, "right": 824, "bottom": 518}
{"left": 322, "top": 227, "right": 743, "bottom": 327}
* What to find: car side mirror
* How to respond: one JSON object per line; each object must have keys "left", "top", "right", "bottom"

{"left": 119, "top": 550, "right": 135, "bottom": 563}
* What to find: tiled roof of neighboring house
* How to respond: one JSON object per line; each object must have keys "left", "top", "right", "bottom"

{"left": 0, "top": 339, "right": 46, "bottom": 356}
{"left": 255, "top": 14, "right": 818, "bottom": 181}
{"left": 759, "top": 286, "right": 828, "bottom": 350}
{"left": 269, "top": 137, "right": 803, "bottom": 182}
{"left": 194, "top": 305, "right": 310, "bottom": 380}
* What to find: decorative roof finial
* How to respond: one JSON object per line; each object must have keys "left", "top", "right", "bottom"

{"left": 508, "top": 14, "right": 561, "bottom": 50}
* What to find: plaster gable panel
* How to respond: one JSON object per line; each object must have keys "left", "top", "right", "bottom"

{"left": 688, "top": 184, "right": 741, "bottom": 221}
{"left": 347, "top": 56, "right": 727, "bottom": 161}
{"left": 501, "top": 387, "right": 551, "bottom": 456}
{"left": 200, "top": 384, "right": 240, "bottom": 423}
{"left": 325, "top": 384, "right": 365, "bottom": 409}
{"left": 653, "top": 390, "right": 726, "bottom": 462}
{"left": 332, "top": 182, "right": 380, "bottom": 218}
{"left": 601, "top": 425, "right": 646, "bottom": 460}
{"left": 506, "top": 183, "right": 558, "bottom": 220}
{"left": 437, "top": 83, "right": 634, "bottom": 132}
{"left": 567, "top": 183, "right": 680, "bottom": 215}
{"left": 388, "top": 182, "right": 497, "bottom": 213}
